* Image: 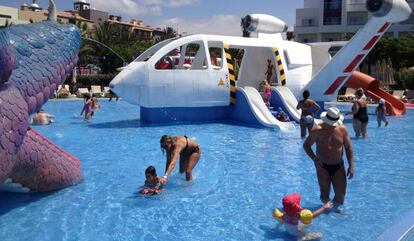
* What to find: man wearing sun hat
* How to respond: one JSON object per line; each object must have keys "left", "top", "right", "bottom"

{"left": 303, "top": 107, "right": 354, "bottom": 206}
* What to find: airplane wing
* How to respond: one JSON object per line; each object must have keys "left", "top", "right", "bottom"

{"left": 304, "top": 0, "right": 412, "bottom": 101}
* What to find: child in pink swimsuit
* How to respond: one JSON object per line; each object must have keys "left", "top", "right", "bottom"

{"left": 262, "top": 80, "right": 272, "bottom": 106}
{"left": 273, "top": 193, "right": 332, "bottom": 238}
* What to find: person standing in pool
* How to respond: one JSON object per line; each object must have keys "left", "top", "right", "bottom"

{"left": 352, "top": 88, "right": 369, "bottom": 138}
{"left": 265, "top": 59, "right": 275, "bottom": 85}
{"left": 375, "top": 99, "right": 389, "bottom": 127}
{"left": 159, "top": 135, "right": 201, "bottom": 183}
{"left": 303, "top": 107, "right": 354, "bottom": 207}
{"left": 296, "top": 90, "right": 320, "bottom": 138}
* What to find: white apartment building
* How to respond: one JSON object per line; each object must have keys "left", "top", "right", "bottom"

{"left": 294, "top": 0, "right": 414, "bottom": 43}
{"left": 0, "top": 5, "right": 28, "bottom": 26}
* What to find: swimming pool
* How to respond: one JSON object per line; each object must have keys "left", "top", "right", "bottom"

{"left": 0, "top": 100, "right": 413, "bottom": 241}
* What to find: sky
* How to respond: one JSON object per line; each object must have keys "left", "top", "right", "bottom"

{"left": 0, "top": 0, "right": 303, "bottom": 36}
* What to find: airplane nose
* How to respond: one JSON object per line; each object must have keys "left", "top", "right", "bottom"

{"left": 109, "top": 62, "right": 147, "bottom": 105}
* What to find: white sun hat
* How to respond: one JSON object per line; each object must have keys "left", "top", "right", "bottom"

{"left": 320, "top": 107, "right": 344, "bottom": 126}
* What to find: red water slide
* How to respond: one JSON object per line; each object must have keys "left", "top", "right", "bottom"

{"left": 346, "top": 71, "right": 406, "bottom": 116}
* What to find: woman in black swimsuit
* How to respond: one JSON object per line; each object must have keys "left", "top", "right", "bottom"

{"left": 352, "top": 88, "right": 369, "bottom": 138}
{"left": 296, "top": 90, "right": 321, "bottom": 138}
{"left": 159, "top": 135, "right": 201, "bottom": 183}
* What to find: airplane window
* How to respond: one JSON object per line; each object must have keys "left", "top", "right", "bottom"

{"left": 208, "top": 41, "right": 223, "bottom": 70}
{"left": 154, "top": 49, "right": 179, "bottom": 70}
{"left": 209, "top": 47, "right": 223, "bottom": 70}
{"left": 183, "top": 43, "right": 205, "bottom": 70}
{"left": 154, "top": 41, "right": 207, "bottom": 70}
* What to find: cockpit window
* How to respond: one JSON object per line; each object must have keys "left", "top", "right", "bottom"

{"left": 155, "top": 49, "right": 180, "bottom": 70}
{"left": 155, "top": 40, "right": 207, "bottom": 70}
{"left": 134, "top": 38, "right": 176, "bottom": 62}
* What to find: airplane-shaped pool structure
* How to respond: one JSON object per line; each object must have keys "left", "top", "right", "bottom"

{"left": 110, "top": 0, "right": 412, "bottom": 130}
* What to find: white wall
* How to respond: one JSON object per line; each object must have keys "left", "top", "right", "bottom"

{"left": 238, "top": 47, "right": 275, "bottom": 89}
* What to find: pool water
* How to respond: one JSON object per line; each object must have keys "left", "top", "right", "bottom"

{"left": 0, "top": 100, "right": 413, "bottom": 241}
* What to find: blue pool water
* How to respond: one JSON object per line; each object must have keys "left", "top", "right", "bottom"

{"left": 0, "top": 100, "right": 413, "bottom": 241}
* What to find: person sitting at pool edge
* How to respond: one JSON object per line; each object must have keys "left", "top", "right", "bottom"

{"left": 159, "top": 135, "right": 201, "bottom": 183}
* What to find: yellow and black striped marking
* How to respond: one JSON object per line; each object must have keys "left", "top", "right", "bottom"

{"left": 274, "top": 47, "right": 286, "bottom": 86}
{"left": 224, "top": 44, "right": 237, "bottom": 105}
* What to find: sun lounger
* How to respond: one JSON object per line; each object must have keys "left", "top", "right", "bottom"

{"left": 91, "top": 85, "right": 104, "bottom": 97}
{"left": 337, "top": 88, "right": 356, "bottom": 102}
{"left": 103, "top": 86, "right": 110, "bottom": 97}
{"left": 392, "top": 90, "right": 406, "bottom": 101}
{"left": 404, "top": 90, "right": 414, "bottom": 102}
{"left": 76, "top": 88, "right": 89, "bottom": 98}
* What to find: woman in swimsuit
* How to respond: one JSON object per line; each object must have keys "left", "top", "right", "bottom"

{"left": 159, "top": 135, "right": 201, "bottom": 183}
{"left": 296, "top": 90, "right": 320, "bottom": 138}
{"left": 352, "top": 88, "right": 369, "bottom": 138}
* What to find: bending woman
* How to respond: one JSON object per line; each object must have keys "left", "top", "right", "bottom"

{"left": 159, "top": 135, "right": 201, "bottom": 183}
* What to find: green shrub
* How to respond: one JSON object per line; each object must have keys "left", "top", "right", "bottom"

{"left": 64, "top": 73, "right": 117, "bottom": 88}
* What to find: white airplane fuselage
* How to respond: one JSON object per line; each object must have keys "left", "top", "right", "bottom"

{"left": 110, "top": 0, "right": 411, "bottom": 125}
{"left": 111, "top": 36, "right": 313, "bottom": 113}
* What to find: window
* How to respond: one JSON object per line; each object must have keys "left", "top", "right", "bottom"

{"left": 183, "top": 42, "right": 205, "bottom": 70}
{"left": 323, "top": 0, "right": 342, "bottom": 25}
{"left": 155, "top": 41, "right": 207, "bottom": 70}
{"left": 0, "top": 14, "right": 11, "bottom": 19}
{"left": 208, "top": 41, "right": 223, "bottom": 70}
{"left": 348, "top": 16, "right": 366, "bottom": 25}
{"left": 302, "top": 18, "right": 316, "bottom": 27}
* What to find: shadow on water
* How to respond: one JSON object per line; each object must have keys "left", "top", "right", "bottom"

{"left": 259, "top": 224, "right": 294, "bottom": 240}
{"left": 0, "top": 191, "right": 55, "bottom": 216}
{"left": 86, "top": 119, "right": 259, "bottom": 129}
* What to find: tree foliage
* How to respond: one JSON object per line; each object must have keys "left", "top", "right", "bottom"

{"left": 395, "top": 68, "right": 414, "bottom": 90}
{"left": 367, "top": 37, "right": 414, "bottom": 70}
{"left": 160, "top": 27, "right": 178, "bottom": 41}
{"left": 78, "top": 22, "right": 155, "bottom": 73}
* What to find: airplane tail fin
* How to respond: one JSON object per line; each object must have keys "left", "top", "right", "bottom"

{"left": 304, "top": 0, "right": 412, "bottom": 101}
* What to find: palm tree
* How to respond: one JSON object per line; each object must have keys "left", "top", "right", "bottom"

{"left": 161, "top": 27, "right": 178, "bottom": 41}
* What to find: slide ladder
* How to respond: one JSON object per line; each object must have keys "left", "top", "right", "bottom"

{"left": 229, "top": 87, "right": 295, "bottom": 130}
{"left": 347, "top": 71, "right": 405, "bottom": 116}
{"left": 270, "top": 86, "right": 301, "bottom": 123}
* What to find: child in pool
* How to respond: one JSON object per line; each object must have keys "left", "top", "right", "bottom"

{"left": 139, "top": 166, "right": 162, "bottom": 195}
{"left": 375, "top": 99, "right": 389, "bottom": 127}
{"left": 273, "top": 193, "right": 332, "bottom": 239}
{"left": 261, "top": 79, "right": 272, "bottom": 107}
